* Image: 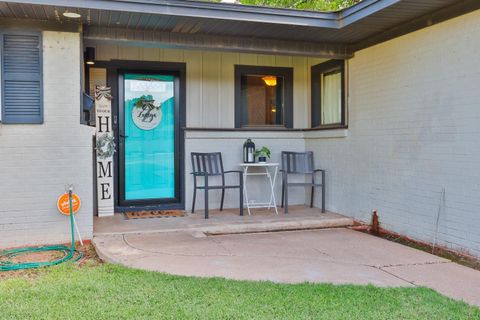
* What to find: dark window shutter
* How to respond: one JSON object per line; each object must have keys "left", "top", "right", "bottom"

{"left": 2, "top": 33, "right": 43, "bottom": 124}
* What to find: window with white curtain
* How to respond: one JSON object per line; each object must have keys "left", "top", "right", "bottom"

{"left": 321, "top": 71, "right": 342, "bottom": 125}
{"left": 311, "top": 60, "right": 346, "bottom": 128}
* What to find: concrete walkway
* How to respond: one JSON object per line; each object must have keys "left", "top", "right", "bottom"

{"left": 94, "top": 228, "right": 480, "bottom": 307}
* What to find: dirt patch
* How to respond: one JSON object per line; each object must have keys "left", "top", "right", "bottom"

{"left": 0, "top": 243, "right": 101, "bottom": 280}
{"left": 10, "top": 250, "right": 65, "bottom": 264}
{"left": 77, "top": 243, "right": 102, "bottom": 267}
{"left": 381, "top": 233, "right": 480, "bottom": 271}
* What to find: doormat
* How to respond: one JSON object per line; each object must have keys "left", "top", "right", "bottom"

{"left": 125, "top": 210, "right": 185, "bottom": 219}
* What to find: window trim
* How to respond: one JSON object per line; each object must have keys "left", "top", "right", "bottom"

{"left": 311, "top": 59, "right": 346, "bottom": 129}
{"left": 234, "top": 65, "right": 293, "bottom": 129}
{"left": 0, "top": 30, "right": 43, "bottom": 124}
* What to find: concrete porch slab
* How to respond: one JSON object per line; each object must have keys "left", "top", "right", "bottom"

{"left": 93, "top": 228, "right": 480, "bottom": 306}
{"left": 94, "top": 205, "right": 354, "bottom": 236}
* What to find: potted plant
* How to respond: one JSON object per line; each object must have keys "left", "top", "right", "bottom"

{"left": 255, "top": 146, "right": 271, "bottom": 163}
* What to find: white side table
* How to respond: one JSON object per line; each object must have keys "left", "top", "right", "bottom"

{"left": 239, "top": 163, "right": 279, "bottom": 216}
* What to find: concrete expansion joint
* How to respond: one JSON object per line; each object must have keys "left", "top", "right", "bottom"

{"left": 209, "top": 237, "right": 234, "bottom": 256}
{"left": 312, "top": 248, "right": 332, "bottom": 258}
{"left": 377, "top": 260, "right": 451, "bottom": 269}
{"left": 121, "top": 234, "right": 230, "bottom": 258}
{"left": 372, "top": 261, "right": 454, "bottom": 287}
{"left": 374, "top": 266, "right": 418, "bottom": 287}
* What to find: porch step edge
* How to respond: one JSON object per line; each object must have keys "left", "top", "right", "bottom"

{"left": 94, "top": 217, "right": 354, "bottom": 237}
{"left": 201, "top": 217, "right": 354, "bottom": 235}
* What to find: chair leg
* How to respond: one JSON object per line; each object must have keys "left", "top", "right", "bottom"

{"left": 204, "top": 176, "right": 209, "bottom": 219}
{"left": 220, "top": 188, "right": 225, "bottom": 211}
{"left": 322, "top": 171, "right": 326, "bottom": 213}
{"left": 204, "top": 189, "right": 209, "bottom": 219}
{"left": 284, "top": 175, "right": 289, "bottom": 214}
{"left": 239, "top": 173, "right": 244, "bottom": 216}
{"left": 310, "top": 187, "right": 314, "bottom": 208}
{"left": 191, "top": 187, "right": 197, "bottom": 213}
{"left": 310, "top": 174, "right": 315, "bottom": 208}
{"left": 281, "top": 177, "right": 285, "bottom": 208}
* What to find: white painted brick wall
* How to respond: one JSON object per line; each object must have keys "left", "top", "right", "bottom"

{"left": 0, "top": 31, "right": 94, "bottom": 248}
{"left": 307, "top": 10, "right": 480, "bottom": 257}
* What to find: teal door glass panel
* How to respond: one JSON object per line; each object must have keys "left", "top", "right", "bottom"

{"left": 124, "top": 74, "right": 175, "bottom": 201}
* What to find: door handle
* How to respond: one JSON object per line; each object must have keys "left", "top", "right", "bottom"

{"left": 120, "top": 134, "right": 129, "bottom": 138}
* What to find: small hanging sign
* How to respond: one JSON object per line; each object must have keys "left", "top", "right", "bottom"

{"left": 95, "top": 85, "right": 115, "bottom": 217}
{"left": 130, "top": 80, "right": 166, "bottom": 93}
{"left": 57, "top": 193, "right": 81, "bottom": 215}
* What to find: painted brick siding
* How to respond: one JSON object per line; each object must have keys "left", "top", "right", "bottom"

{"left": 307, "top": 10, "right": 480, "bottom": 257}
{"left": 0, "top": 31, "right": 94, "bottom": 248}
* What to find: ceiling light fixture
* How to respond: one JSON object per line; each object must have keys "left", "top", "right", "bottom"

{"left": 63, "top": 12, "right": 81, "bottom": 19}
{"left": 262, "top": 76, "right": 277, "bottom": 87}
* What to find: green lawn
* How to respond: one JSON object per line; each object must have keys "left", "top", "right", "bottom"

{"left": 0, "top": 263, "right": 479, "bottom": 319}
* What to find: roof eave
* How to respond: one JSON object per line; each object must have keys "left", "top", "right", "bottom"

{"left": 5, "top": 0, "right": 412, "bottom": 29}
{"left": 8, "top": 0, "right": 340, "bottom": 28}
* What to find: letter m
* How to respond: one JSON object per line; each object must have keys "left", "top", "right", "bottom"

{"left": 98, "top": 162, "right": 112, "bottom": 178}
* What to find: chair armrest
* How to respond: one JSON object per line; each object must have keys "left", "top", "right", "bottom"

{"left": 280, "top": 170, "right": 305, "bottom": 175}
{"left": 313, "top": 169, "right": 326, "bottom": 173}
{"left": 224, "top": 170, "right": 243, "bottom": 174}
{"left": 190, "top": 172, "right": 207, "bottom": 176}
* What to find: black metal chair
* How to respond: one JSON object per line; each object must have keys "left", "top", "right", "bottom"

{"left": 280, "top": 151, "right": 325, "bottom": 214}
{"left": 191, "top": 152, "right": 243, "bottom": 219}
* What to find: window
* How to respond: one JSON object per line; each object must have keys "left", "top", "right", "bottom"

{"left": 0, "top": 32, "right": 43, "bottom": 124}
{"left": 311, "top": 60, "right": 346, "bottom": 128}
{"left": 235, "top": 65, "right": 293, "bottom": 128}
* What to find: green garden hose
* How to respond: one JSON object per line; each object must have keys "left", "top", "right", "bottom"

{"left": 0, "top": 190, "right": 83, "bottom": 271}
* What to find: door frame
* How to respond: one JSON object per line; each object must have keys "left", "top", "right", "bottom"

{"left": 87, "top": 60, "right": 186, "bottom": 212}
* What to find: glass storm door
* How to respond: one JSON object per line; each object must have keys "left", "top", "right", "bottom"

{"left": 120, "top": 73, "right": 177, "bottom": 205}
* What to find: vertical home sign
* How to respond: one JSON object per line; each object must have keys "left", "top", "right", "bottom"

{"left": 95, "top": 86, "right": 115, "bottom": 217}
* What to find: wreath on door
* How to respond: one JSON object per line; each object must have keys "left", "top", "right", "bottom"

{"left": 132, "top": 95, "right": 162, "bottom": 130}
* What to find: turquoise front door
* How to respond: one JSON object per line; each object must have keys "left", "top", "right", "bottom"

{"left": 120, "top": 73, "right": 178, "bottom": 205}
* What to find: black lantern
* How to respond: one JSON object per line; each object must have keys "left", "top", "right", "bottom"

{"left": 84, "top": 47, "right": 95, "bottom": 65}
{"left": 243, "top": 138, "right": 255, "bottom": 163}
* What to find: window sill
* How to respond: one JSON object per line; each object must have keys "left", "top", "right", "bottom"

{"left": 303, "top": 128, "right": 348, "bottom": 139}
{"left": 307, "top": 124, "right": 348, "bottom": 131}
{"left": 185, "top": 128, "right": 304, "bottom": 140}
{"left": 183, "top": 127, "right": 348, "bottom": 140}
{"left": 184, "top": 127, "right": 297, "bottom": 132}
